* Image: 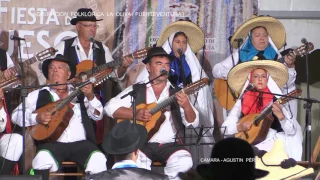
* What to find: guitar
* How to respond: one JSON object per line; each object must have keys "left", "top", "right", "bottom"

{"left": 29, "top": 68, "right": 111, "bottom": 142}
{"left": 117, "top": 78, "right": 209, "bottom": 139}
{"left": 0, "top": 47, "right": 57, "bottom": 89}
{"left": 75, "top": 46, "right": 152, "bottom": 77}
{"left": 235, "top": 89, "right": 302, "bottom": 145}
{"left": 214, "top": 42, "right": 314, "bottom": 110}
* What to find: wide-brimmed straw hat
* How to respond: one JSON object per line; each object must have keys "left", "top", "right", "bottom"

{"left": 256, "top": 140, "right": 314, "bottom": 179}
{"left": 156, "top": 20, "right": 204, "bottom": 53}
{"left": 227, "top": 60, "right": 288, "bottom": 94}
{"left": 230, "top": 15, "right": 286, "bottom": 50}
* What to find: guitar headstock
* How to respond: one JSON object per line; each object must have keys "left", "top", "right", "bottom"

{"left": 294, "top": 42, "right": 314, "bottom": 57}
{"left": 277, "top": 89, "right": 302, "bottom": 105}
{"left": 182, "top": 78, "right": 209, "bottom": 95}
{"left": 35, "top": 47, "right": 57, "bottom": 61}
{"left": 129, "top": 46, "right": 152, "bottom": 59}
{"left": 78, "top": 68, "right": 113, "bottom": 87}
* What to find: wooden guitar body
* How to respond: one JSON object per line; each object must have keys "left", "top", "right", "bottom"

{"left": 235, "top": 113, "right": 274, "bottom": 145}
{"left": 30, "top": 100, "right": 74, "bottom": 142}
{"left": 214, "top": 78, "right": 238, "bottom": 110}
{"left": 117, "top": 103, "right": 161, "bottom": 131}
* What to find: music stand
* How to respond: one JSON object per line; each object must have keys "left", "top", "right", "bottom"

{"left": 173, "top": 126, "right": 215, "bottom": 166}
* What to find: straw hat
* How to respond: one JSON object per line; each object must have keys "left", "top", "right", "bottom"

{"left": 227, "top": 60, "right": 288, "bottom": 94}
{"left": 156, "top": 20, "right": 205, "bottom": 53}
{"left": 230, "top": 15, "right": 286, "bottom": 50}
{"left": 255, "top": 140, "right": 314, "bottom": 179}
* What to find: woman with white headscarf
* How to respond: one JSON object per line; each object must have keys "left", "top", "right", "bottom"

{"left": 212, "top": 15, "right": 297, "bottom": 120}
{"left": 135, "top": 20, "right": 215, "bottom": 164}
{"left": 222, "top": 60, "right": 302, "bottom": 160}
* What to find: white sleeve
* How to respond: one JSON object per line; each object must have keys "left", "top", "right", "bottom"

{"left": 0, "top": 107, "right": 7, "bottom": 133}
{"left": 180, "top": 102, "right": 199, "bottom": 128}
{"left": 221, "top": 99, "right": 242, "bottom": 135}
{"left": 6, "top": 52, "right": 14, "bottom": 68}
{"left": 11, "top": 90, "right": 39, "bottom": 127}
{"left": 104, "top": 85, "right": 133, "bottom": 118}
{"left": 282, "top": 67, "right": 296, "bottom": 93}
{"left": 212, "top": 51, "right": 239, "bottom": 79}
{"left": 84, "top": 96, "right": 103, "bottom": 121}
{"left": 279, "top": 104, "right": 299, "bottom": 135}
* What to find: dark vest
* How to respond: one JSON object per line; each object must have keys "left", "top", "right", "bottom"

{"left": 36, "top": 89, "right": 96, "bottom": 144}
{"left": 133, "top": 83, "right": 185, "bottom": 143}
{"left": 0, "top": 49, "right": 8, "bottom": 71}
{"left": 63, "top": 37, "right": 106, "bottom": 66}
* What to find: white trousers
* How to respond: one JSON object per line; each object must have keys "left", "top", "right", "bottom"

{"left": 0, "top": 133, "right": 23, "bottom": 161}
{"left": 32, "top": 150, "right": 107, "bottom": 174}
{"left": 137, "top": 150, "right": 193, "bottom": 180}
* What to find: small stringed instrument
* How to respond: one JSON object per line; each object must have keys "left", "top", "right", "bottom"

{"left": 214, "top": 42, "right": 314, "bottom": 110}
{"left": 235, "top": 89, "right": 302, "bottom": 145}
{"left": 75, "top": 46, "right": 152, "bottom": 77}
{"left": 117, "top": 78, "right": 209, "bottom": 139}
{"left": 0, "top": 47, "right": 56, "bottom": 89}
{"left": 29, "top": 69, "right": 111, "bottom": 142}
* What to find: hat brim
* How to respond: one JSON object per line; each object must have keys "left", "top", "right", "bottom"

{"left": 142, "top": 53, "right": 174, "bottom": 64}
{"left": 42, "top": 56, "right": 76, "bottom": 80}
{"left": 70, "top": 18, "right": 103, "bottom": 25}
{"left": 196, "top": 164, "right": 269, "bottom": 179}
{"left": 102, "top": 123, "right": 148, "bottom": 155}
{"left": 230, "top": 16, "right": 286, "bottom": 50}
{"left": 156, "top": 21, "right": 204, "bottom": 53}
{"left": 227, "top": 60, "right": 288, "bottom": 94}
{"left": 255, "top": 157, "right": 313, "bottom": 179}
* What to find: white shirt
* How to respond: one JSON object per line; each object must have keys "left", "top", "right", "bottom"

{"left": 0, "top": 107, "right": 7, "bottom": 133}
{"left": 55, "top": 37, "right": 125, "bottom": 80}
{"left": 105, "top": 80, "right": 199, "bottom": 144}
{"left": 0, "top": 52, "right": 14, "bottom": 133}
{"left": 112, "top": 160, "right": 137, "bottom": 169}
{"left": 11, "top": 85, "right": 103, "bottom": 142}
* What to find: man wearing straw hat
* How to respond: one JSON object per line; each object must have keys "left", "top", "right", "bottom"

{"left": 105, "top": 46, "right": 199, "bottom": 180}
{"left": 134, "top": 20, "right": 215, "bottom": 165}
{"left": 212, "top": 15, "right": 298, "bottom": 120}
{"left": 222, "top": 60, "right": 303, "bottom": 160}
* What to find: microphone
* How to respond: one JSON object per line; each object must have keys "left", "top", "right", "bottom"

{"left": 75, "top": 77, "right": 96, "bottom": 88}
{"left": 160, "top": 68, "right": 169, "bottom": 75}
{"left": 301, "top": 38, "right": 308, "bottom": 45}
{"left": 10, "top": 35, "right": 25, "bottom": 41}
{"left": 238, "top": 83, "right": 255, "bottom": 100}
{"left": 89, "top": 36, "right": 96, "bottom": 43}
{"left": 177, "top": 48, "right": 183, "bottom": 56}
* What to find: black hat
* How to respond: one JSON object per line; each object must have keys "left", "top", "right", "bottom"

{"left": 142, "top": 47, "right": 173, "bottom": 64}
{"left": 102, "top": 120, "right": 148, "bottom": 155}
{"left": 42, "top": 54, "right": 76, "bottom": 80}
{"left": 70, "top": 8, "right": 103, "bottom": 25}
{"left": 196, "top": 138, "right": 269, "bottom": 180}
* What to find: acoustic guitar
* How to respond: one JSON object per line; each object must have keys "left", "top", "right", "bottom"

{"left": 117, "top": 78, "right": 209, "bottom": 139}
{"left": 235, "top": 89, "right": 302, "bottom": 145}
{"left": 75, "top": 46, "right": 152, "bottom": 77}
{"left": 29, "top": 68, "right": 111, "bottom": 142}
{"left": 214, "top": 42, "right": 314, "bottom": 110}
{"left": 0, "top": 47, "right": 56, "bottom": 89}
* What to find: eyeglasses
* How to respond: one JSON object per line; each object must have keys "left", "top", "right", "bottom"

{"left": 79, "top": 23, "right": 99, "bottom": 29}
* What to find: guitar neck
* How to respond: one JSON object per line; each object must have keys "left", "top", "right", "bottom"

{"left": 149, "top": 95, "right": 177, "bottom": 115}
{"left": 85, "top": 60, "right": 121, "bottom": 76}
{"left": 54, "top": 88, "right": 82, "bottom": 112}
{"left": 0, "top": 56, "right": 38, "bottom": 79}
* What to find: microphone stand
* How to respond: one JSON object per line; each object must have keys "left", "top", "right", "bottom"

{"left": 120, "top": 73, "right": 168, "bottom": 125}
{"left": 303, "top": 42, "right": 312, "bottom": 166}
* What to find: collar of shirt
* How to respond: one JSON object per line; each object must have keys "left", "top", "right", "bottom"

{"left": 71, "top": 37, "right": 100, "bottom": 49}
{"left": 112, "top": 160, "right": 138, "bottom": 169}
{"left": 144, "top": 79, "right": 175, "bottom": 90}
